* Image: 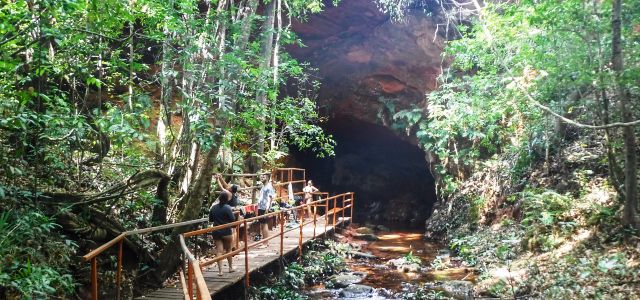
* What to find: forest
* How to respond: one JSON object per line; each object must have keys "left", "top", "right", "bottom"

{"left": 0, "top": 0, "right": 639, "bottom": 299}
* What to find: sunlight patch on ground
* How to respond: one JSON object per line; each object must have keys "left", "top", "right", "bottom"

{"left": 377, "top": 233, "right": 423, "bottom": 241}
{"left": 542, "top": 228, "right": 593, "bottom": 260}
{"left": 375, "top": 246, "right": 412, "bottom": 252}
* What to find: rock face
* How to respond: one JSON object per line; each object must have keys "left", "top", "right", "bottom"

{"left": 289, "top": 0, "right": 445, "bottom": 126}
{"left": 288, "top": 0, "right": 444, "bottom": 225}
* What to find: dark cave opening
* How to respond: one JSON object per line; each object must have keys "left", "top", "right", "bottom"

{"left": 290, "top": 117, "right": 437, "bottom": 228}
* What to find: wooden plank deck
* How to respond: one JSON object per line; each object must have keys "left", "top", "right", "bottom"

{"left": 139, "top": 216, "right": 350, "bottom": 299}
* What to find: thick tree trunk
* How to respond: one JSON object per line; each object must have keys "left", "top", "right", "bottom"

{"left": 148, "top": 145, "right": 218, "bottom": 287}
{"left": 612, "top": 0, "right": 639, "bottom": 229}
{"left": 252, "top": 0, "right": 276, "bottom": 174}
{"left": 151, "top": 174, "right": 170, "bottom": 224}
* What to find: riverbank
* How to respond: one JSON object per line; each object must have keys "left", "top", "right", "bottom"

{"left": 425, "top": 134, "right": 640, "bottom": 299}
{"left": 250, "top": 224, "right": 477, "bottom": 300}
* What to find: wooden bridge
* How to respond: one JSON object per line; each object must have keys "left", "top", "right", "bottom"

{"left": 82, "top": 168, "right": 355, "bottom": 300}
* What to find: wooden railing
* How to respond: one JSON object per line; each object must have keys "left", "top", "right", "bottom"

{"left": 81, "top": 167, "right": 354, "bottom": 300}
{"left": 82, "top": 217, "right": 210, "bottom": 300}
{"left": 178, "top": 191, "right": 355, "bottom": 298}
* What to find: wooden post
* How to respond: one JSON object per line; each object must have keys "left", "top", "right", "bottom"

{"left": 116, "top": 239, "right": 123, "bottom": 300}
{"left": 280, "top": 211, "right": 284, "bottom": 257}
{"left": 350, "top": 193, "right": 354, "bottom": 222}
{"left": 324, "top": 199, "right": 328, "bottom": 234}
{"left": 91, "top": 257, "right": 98, "bottom": 300}
{"left": 341, "top": 194, "right": 346, "bottom": 227}
{"left": 244, "top": 220, "right": 250, "bottom": 288}
{"left": 187, "top": 262, "right": 194, "bottom": 300}
{"left": 298, "top": 207, "right": 304, "bottom": 259}
{"left": 312, "top": 204, "right": 317, "bottom": 239}
{"left": 235, "top": 211, "right": 241, "bottom": 250}
{"left": 333, "top": 197, "right": 337, "bottom": 228}
{"left": 196, "top": 273, "right": 202, "bottom": 300}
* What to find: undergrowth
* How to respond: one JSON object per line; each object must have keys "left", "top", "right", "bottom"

{"left": 436, "top": 135, "right": 640, "bottom": 299}
{"left": 249, "top": 240, "right": 350, "bottom": 300}
{"left": 0, "top": 197, "right": 77, "bottom": 299}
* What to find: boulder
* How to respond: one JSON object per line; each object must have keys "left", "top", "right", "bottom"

{"left": 376, "top": 224, "right": 390, "bottom": 231}
{"left": 424, "top": 280, "right": 474, "bottom": 300}
{"left": 354, "top": 226, "right": 375, "bottom": 235}
{"left": 328, "top": 272, "right": 367, "bottom": 288}
{"left": 339, "top": 284, "right": 374, "bottom": 298}
{"left": 351, "top": 251, "right": 376, "bottom": 259}
{"left": 387, "top": 257, "right": 421, "bottom": 272}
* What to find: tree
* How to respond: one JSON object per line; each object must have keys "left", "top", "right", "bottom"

{"left": 612, "top": 0, "right": 639, "bottom": 229}
{"left": 392, "top": 0, "right": 640, "bottom": 228}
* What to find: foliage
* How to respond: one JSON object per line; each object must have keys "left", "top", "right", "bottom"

{"left": 393, "top": 0, "right": 640, "bottom": 204}
{"left": 404, "top": 251, "right": 421, "bottom": 265}
{"left": 0, "top": 203, "right": 77, "bottom": 298}
{"left": 250, "top": 240, "right": 349, "bottom": 300}
{"left": 0, "top": 0, "right": 337, "bottom": 296}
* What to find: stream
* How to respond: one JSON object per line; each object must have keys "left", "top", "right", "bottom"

{"left": 303, "top": 225, "right": 476, "bottom": 299}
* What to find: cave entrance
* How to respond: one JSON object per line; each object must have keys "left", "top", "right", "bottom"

{"left": 291, "top": 117, "right": 437, "bottom": 228}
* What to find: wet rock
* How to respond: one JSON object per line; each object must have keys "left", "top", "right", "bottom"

{"left": 376, "top": 225, "right": 390, "bottom": 231}
{"left": 355, "top": 226, "right": 375, "bottom": 235}
{"left": 351, "top": 251, "right": 376, "bottom": 259}
{"left": 387, "top": 257, "right": 421, "bottom": 272}
{"left": 424, "top": 280, "right": 474, "bottom": 300}
{"left": 339, "top": 284, "right": 374, "bottom": 298}
{"left": 328, "top": 272, "right": 368, "bottom": 288}
{"left": 352, "top": 232, "right": 379, "bottom": 241}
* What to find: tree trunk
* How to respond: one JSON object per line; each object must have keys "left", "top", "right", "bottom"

{"left": 252, "top": 0, "right": 276, "bottom": 174}
{"left": 146, "top": 146, "right": 218, "bottom": 286}
{"left": 612, "top": 0, "right": 639, "bottom": 229}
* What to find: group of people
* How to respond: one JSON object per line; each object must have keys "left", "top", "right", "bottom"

{"left": 207, "top": 173, "right": 320, "bottom": 276}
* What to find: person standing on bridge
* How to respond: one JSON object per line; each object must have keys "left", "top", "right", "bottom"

{"left": 215, "top": 174, "right": 240, "bottom": 207}
{"left": 209, "top": 190, "right": 236, "bottom": 276}
{"left": 302, "top": 180, "right": 319, "bottom": 218}
{"left": 256, "top": 174, "right": 275, "bottom": 247}
{"left": 215, "top": 174, "right": 243, "bottom": 249}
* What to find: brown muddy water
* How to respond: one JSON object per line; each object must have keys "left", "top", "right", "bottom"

{"left": 304, "top": 227, "right": 475, "bottom": 299}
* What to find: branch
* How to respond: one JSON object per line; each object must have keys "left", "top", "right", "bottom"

{"left": 471, "top": 0, "right": 640, "bottom": 130}
{"left": 523, "top": 90, "right": 640, "bottom": 129}
{"left": 44, "top": 169, "right": 170, "bottom": 206}
{"left": 39, "top": 129, "right": 76, "bottom": 141}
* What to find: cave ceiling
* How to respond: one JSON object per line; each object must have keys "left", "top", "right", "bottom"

{"left": 288, "top": 0, "right": 445, "bottom": 127}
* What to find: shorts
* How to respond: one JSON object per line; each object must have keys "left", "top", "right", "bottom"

{"left": 258, "top": 209, "right": 268, "bottom": 224}
{"left": 213, "top": 234, "right": 233, "bottom": 253}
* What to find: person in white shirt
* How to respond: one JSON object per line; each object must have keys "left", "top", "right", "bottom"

{"left": 302, "top": 180, "right": 319, "bottom": 218}
{"left": 256, "top": 174, "right": 275, "bottom": 247}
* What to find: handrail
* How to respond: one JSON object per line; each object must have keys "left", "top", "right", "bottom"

{"left": 83, "top": 218, "right": 209, "bottom": 261}
{"left": 82, "top": 167, "right": 353, "bottom": 300}
{"left": 179, "top": 235, "right": 212, "bottom": 300}
{"left": 220, "top": 172, "right": 271, "bottom": 177}
{"left": 181, "top": 191, "right": 355, "bottom": 267}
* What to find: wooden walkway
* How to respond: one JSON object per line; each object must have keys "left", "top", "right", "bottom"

{"left": 140, "top": 216, "right": 350, "bottom": 299}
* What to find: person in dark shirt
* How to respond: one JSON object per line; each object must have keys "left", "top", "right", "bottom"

{"left": 209, "top": 191, "right": 236, "bottom": 276}
{"left": 215, "top": 174, "right": 243, "bottom": 249}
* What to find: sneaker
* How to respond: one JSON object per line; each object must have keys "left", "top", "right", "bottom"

{"left": 253, "top": 234, "right": 262, "bottom": 241}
